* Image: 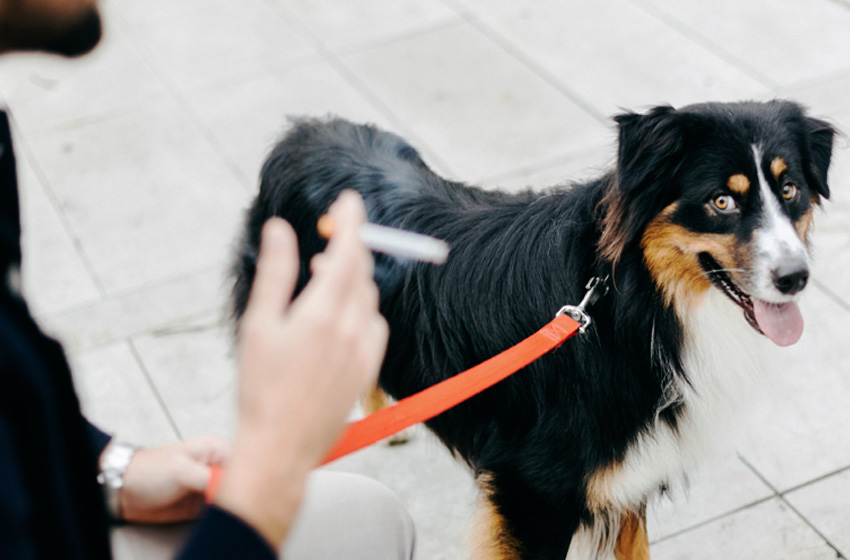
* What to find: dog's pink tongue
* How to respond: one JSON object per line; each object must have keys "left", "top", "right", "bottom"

{"left": 753, "top": 299, "right": 804, "bottom": 347}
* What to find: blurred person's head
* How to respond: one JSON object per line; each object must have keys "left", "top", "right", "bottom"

{"left": 0, "top": 0, "right": 101, "bottom": 56}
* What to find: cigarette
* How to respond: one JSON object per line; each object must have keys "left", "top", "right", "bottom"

{"left": 317, "top": 215, "right": 449, "bottom": 264}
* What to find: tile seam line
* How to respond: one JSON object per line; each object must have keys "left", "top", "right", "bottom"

{"left": 778, "top": 464, "right": 850, "bottom": 497}
{"left": 173, "top": 52, "right": 323, "bottom": 98}
{"left": 779, "top": 66, "right": 850, "bottom": 99}
{"left": 625, "top": 0, "right": 781, "bottom": 92}
{"left": 778, "top": 495, "right": 847, "bottom": 558}
{"left": 33, "top": 262, "right": 225, "bottom": 321}
{"left": 738, "top": 454, "right": 846, "bottom": 558}
{"left": 268, "top": 1, "right": 458, "bottom": 178}
{"left": 126, "top": 338, "right": 184, "bottom": 441}
{"left": 8, "top": 116, "right": 109, "bottom": 297}
{"left": 648, "top": 493, "right": 775, "bottom": 545}
{"left": 320, "top": 16, "right": 466, "bottom": 58}
{"left": 825, "top": 0, "right": 850, "bottom": 12}
{"left": 51, "top": 309, "right": 225, "bottom": 356}
{"left": 439, "top": 0, "right": 609, "bottom": 126}
{"left": 478, "top": 143, "right": 613, "bottom": 185}
{"left": 111, "top": 11, "right": 254, "bottom": 190}
{"left": 17, "top": 98, "right": 174, "bottom": 140}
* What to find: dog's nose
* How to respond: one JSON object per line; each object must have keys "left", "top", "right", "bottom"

{"left": 772, "top": 263, "right": 809, "bottom": 295}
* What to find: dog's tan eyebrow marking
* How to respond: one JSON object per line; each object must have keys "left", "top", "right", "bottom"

{"left": 727, "top": 174, "right": 750, "bottom": 195}
{"left": 770, "top": 157, "right": 787, "bottom": 179}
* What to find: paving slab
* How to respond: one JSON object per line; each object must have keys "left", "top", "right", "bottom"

{"left": 187, "top": 59, "right": 395, "bottom": 185}
{"left": 277, "top": 0, "right": 459, "bottom": 52}
{"left": 634, "top": 0, "right": 850, "bottom": 88}
{"left": 113, "top": 0, "right": 319, "bottom": 95}
{"left": 25, "top": 95, "right": 250, "bottom": 295}
{"left": 737, "top": 286, "right": 850, "bottom": 492}
{"left": 38, "top": 269, "right": 227, "bottom": 354}
{"left": 647, "top": 453, "right": 774, "bottom": 542}
{"left": 454, "top": 0, "right": 771, "bottom": 116}
{"left": 69, "top": 341, "right": 179, "bottom": 448}
{"left": 16, "top": 144, "right": 102, "bottom": 316}
{"left": 342, "top": 22, "right": 610, "bottom": 180}
{"left": 785, "top": 470, "right": 850, "bottom": 558}
{"left": 651, "top": 498, "right": 838, "bottom": 560}
{"left": 130, "top": 326, "right": 239, "bottom": 441}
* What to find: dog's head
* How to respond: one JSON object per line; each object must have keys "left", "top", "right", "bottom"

{"left": 599, "top": 100, "right": 837, "bottom": 346}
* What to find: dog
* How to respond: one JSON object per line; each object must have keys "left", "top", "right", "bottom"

{"left": 230, "top": 100, "right": 836, "bottom": 559}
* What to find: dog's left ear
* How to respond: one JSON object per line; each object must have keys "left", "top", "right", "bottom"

{"left": 803, "top": 116, "right": 836, "bottom": 200}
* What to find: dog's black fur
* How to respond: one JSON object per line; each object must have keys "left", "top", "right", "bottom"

{"left": 231, "top": 100, "right": 835, "bottom": 559}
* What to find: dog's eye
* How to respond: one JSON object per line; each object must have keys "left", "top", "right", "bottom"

{"left": 711, "top": 194, "right": 737, "bottom": 213}
{"left": 781, "top": 183, "right": 799, "bottom": 202}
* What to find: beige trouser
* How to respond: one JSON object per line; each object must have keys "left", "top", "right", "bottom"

{"left": 283, "top": 471, "right": 416, "bottom": 559}
{"left": 111, "top": 471, "right": 416, "bottom": 560}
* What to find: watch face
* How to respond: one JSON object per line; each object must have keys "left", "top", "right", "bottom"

{"left": 99, "top": 442, "right": 136, "bottom": 488}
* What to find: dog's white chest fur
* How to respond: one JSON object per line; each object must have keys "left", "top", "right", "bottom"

{"left": 568, "top": 290, "right": 768, "bottom": 559}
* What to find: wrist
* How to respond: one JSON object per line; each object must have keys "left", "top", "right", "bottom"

{"left": 97, "top": 440, "right": 138, "bottom": 520}
{"left": 213, "top": 430, "right": 313, "bottom": 548}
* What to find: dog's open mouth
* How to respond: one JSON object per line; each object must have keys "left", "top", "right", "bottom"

{"left": 698, "top": 253, "right": 804, "bottom": 347}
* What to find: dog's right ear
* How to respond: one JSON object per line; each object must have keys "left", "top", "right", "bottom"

{"left": 599, "top": 106, "right": 685, "bottom": 266}
{"left": 614, "top": 105, "right": 683, "bottom": 195}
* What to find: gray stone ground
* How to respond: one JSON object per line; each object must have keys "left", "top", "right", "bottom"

{"left": 2, "top": 0, "right": 850, "bottom": 558}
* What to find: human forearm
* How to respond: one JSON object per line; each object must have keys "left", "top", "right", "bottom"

{"left": 212, "top": 192, "right": 387, "bottom": 549}
{"left": 213, "top": 428, "right": 313, "bottom": 548}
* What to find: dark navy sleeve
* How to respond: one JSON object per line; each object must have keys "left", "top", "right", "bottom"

{"left": 0, "top": 409, "right": 37, "bottom": 560}
{"left": 177, "top": 505, "right": 276, "bottom": 560}
{"left": 86, "top": 420, "right": 112, "bottom": 459}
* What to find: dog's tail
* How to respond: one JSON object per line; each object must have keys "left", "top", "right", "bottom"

{"left": 231, "top": 117, "right": 443, "bottom": 323}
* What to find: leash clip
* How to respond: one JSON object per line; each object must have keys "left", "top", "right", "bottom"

{"left": 556, "top": 275, "right": 610, "bottom": 334}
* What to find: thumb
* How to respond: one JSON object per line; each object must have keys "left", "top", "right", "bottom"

{"left": 245, "top": 218, "right": 300, "bottom": 319}
{"left": 180, "top": 460, "right": 214, "bottom": 493}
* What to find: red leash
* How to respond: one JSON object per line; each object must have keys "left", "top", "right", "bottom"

{"left": 320, "top": 275, "right": 609, "bottom": 464}
{"left": 205, "top": 313, "right": 581, "bottom": 502}
{"left": 321, "top": 313, "right": 580, "bottom": 464}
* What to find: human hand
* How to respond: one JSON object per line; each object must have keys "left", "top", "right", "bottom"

{"left": 119, "top": 435, "right": 229, "bottom": 524}
{"left": 215, "top": 191, "right": 389, "bottom": 547}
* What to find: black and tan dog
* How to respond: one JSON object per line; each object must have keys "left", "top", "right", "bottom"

{"left": 231, "top": 100, "right": 835, "bottom": 559}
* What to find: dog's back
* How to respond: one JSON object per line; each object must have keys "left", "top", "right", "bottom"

{"left": 232, "top": 118, "right": 497, "bottom": 318}
{"left": 230, "top": 115, "right": 603, "bottom": 452}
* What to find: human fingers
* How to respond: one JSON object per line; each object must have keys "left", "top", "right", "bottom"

{"left": 329, "top": 190, "right": 367, "bottom": 233}
{"left": 329, "top": 192, "right": 374, "bottom": 280}
{"left": 177, "top": 458, "right": 214, "bottom": 493}
{"left": 184, "top": 434, "right": 230, "bottom": 465}
{"left": 308, "top": 192, "right": 372, "bottom": 305}
{"left": 322, "top": 281, "right": 387, "bottom": 400}
{"left": 360, "top": 314, "right": 389, "bottom": 388}
{"left": 244, "top": 218, "right": 299, "bottom": 321}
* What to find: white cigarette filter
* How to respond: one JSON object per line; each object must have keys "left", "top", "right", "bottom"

{"left": 317, "top": 216, "right": 450, "bottom": 264}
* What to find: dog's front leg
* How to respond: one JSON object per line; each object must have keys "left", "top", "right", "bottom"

{"left": 471, "top": 471, "right": 581, "bottom": 560}
{"left": 613, "top": 507, "right": 649, "bottom": 560}
{"left": 470, "top": 476, "right": 523, "bottom": 560}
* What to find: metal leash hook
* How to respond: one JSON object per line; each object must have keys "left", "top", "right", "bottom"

{"left": 556, "top": 275, "right": 610, "bottom": 334}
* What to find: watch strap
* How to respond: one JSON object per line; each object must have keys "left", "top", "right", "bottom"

{"left": 97, "top": 440, "right": 137, "bottom": 519}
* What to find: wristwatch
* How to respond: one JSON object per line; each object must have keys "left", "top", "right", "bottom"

{"left": 97, "top": 440, "right": 137, "bottom": 519}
